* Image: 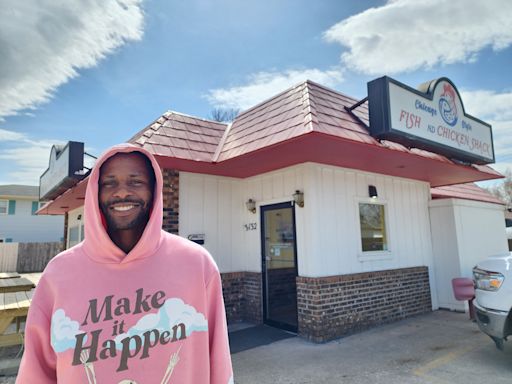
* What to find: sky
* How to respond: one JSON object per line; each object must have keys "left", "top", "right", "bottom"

{"left": 1, "top": 0, "right": 512, "bottom": 187}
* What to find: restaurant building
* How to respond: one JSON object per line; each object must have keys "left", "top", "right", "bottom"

{"left": 38, "top": 77, "right": 508, "bottom": 341}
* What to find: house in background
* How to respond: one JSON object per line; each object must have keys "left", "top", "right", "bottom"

{"left": 0, "top": 185, "right": 64, "bottom": 243}
{"left": 37, "top": 78, "right": 508, "bottom": 342}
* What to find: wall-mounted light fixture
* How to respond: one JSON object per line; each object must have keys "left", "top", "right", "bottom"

{"left": 293, "top": 190, "right": 304, "bottom": 207}
{"left": 77, "top": 214, "right": 82, "bottom": 221}
{"left": 246, "top": 199, "right": 256, "bottom": 214}
{"left": 368, "top": 185, "right": 378, "bottom": 199}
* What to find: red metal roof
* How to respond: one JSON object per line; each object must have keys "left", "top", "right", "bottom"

{"left": 36, "top": 177, "right": 88, "bottom": 215}
{"left": 41, "top": 80, "right": 504, "bottom": 214}
{"left": 127, "top": 80, "right": 500, "bottom": 186}
{"left": 128, "top": 112, "right": 227, "bottom": 162}
{"left": 431, "top": 183, "right": 504, "bottom": 205}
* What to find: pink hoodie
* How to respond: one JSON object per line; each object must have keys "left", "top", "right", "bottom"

{"left": 17, "top": 144, "right": 233, "bottom": 384}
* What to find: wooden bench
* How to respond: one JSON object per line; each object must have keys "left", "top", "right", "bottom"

{"left": 0, "top": 290, "right": 33, "bottom": 347}
{"left": 0, "top": 277, "right": 35, "bottom": 294}
{"left": 0, "top": 273, "right": 21, "bottom": 279}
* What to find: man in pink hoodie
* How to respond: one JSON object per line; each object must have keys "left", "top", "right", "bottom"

{"left": 17, "top": 144, "right": 234, "bottom": 384}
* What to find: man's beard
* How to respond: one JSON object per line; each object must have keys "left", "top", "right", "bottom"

{"left": 100, "top": 198, "right": 151, "bottom": 231}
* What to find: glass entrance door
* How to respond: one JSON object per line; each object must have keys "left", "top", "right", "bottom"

{"left": 261, "top": 202, "right": 298, "bottom": 332}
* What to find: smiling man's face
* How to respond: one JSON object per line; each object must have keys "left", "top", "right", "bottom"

{"left": 99, "top": 152, "right": 154, "bottom": 233}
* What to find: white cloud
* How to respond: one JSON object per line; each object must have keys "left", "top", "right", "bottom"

{"left": 461, "top": 89, "right": 512, "bottom": 172}
{"left": 205, "top": 67, "right": 344, "bottom": 110}
{"left": 0, "top": 0, "right": 144, "bottom": 119}
{"left": 0, "top": 128, "right": 64, "bottom": 184}
{"left": 0, "top": 128, "right": 26, "bottom": 141}
{"left": 324, "top": 0, "right": 512, "bottom": 75}
{"left": 460, "top": 90, "right": 512, "bottom": 121}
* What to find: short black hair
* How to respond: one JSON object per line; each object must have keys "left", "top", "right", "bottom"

{"left": 100, "top": 151, "right": 156, "bottom": 192}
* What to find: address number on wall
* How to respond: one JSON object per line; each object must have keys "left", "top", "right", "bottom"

{"left": 244, "top": 223, "right": 257, "bottom": 231}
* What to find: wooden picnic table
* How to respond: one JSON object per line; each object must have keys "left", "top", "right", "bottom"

{"left": 0, "top": 277, "right": 35, "bottom": 293}
{"left": 0, "top": 273, "right": 40, "bottom": 348}
{"left": 0, "top": 273, "right": 21, "bottom": 279}
{"left": 0, "top": 290, "right": 33, "bottom": 347}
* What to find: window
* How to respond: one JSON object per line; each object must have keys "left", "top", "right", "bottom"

{"left": 359, "top": 202, "right": 388, "bottom": 252}
{"left": 0, "top": 200, "right": 7, "bottom": 215}
{"left": 7, "top": 200, "right": 15, "bottom": 215}
{"left": 68, "top": 226, "right": 80, "bottom": 248}
{"left": 31, "top": 201, "right": 44, "bottom": 215}
{"left": 67, "top": 222, "right": 85, "bottom": 248}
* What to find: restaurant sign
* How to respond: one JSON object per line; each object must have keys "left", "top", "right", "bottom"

{"left": 40, "top": 141, "right": 86, "bottom": 201}
{"left": 367, "top": 76, "right": 494, "bottom": 164}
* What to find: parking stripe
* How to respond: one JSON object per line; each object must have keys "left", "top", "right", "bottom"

{"left": 413, "top": 345, "right": 475, "bottom": 377}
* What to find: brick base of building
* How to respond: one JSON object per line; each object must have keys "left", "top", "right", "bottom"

{"left": 296, "top": 266, "right": 432, "bottom": 342}
{"left": 221, "top": 272, "right": 262, "bottom": 324}
{"left": 162, "top": 169, "right": 179, "bottom": 234}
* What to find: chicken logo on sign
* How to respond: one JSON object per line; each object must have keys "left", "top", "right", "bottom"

{"left": 439, "top": 83, "right": 458, "bottom": 127}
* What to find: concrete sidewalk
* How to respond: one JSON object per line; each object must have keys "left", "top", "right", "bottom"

{"left": 231, "top": 310, "right": 512, "bottom": 384}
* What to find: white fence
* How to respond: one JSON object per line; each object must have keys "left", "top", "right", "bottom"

{"left": 0, "top": 242, "right": 62, "bottom": 273}
{"left": 0, "top": 243, "right": 19, "bottom": 272}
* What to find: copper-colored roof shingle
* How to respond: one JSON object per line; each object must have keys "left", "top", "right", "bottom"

{"left": 431, "top": 183, "right": 504, "bottom": 205}
{"left": 127, "top": 80, "right": 501, "bottom": 188}
{"left": 129, "top": 111, "right": 227, "bottom": 162}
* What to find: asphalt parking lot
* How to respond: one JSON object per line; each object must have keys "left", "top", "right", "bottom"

{"left": 231, "top": 310, "right": 512, "bottom": 384}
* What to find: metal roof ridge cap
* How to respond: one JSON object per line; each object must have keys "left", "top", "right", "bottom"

{"left": 302, "top": 83, "right": 316, "bottom": 133}
{"left": 127, "top": 111, "right": 169, "bottom": 143}
{"left": 305, "top": 80, "right": 360, "bottom": 103}
{"left": 166, "top": 110, "right": 229, "bottom": 125}
{"left": 235, "top": 80, "right": 309, "bottom": 119}
{"left": 212, "top": 122, "right": 233, "bottom": 162}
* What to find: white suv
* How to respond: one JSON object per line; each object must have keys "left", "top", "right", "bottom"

{"left": 473, "top": 252, "right": 512, "bottom": 350}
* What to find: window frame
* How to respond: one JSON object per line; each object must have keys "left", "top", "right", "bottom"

{"left": 68, "top": 225, "right": 80, "bottom": 248}
{"left": 66, "top": 209, "right": 85, "bottom": 248}
{"left": 31, "top": 201, "right": 45, "bottom": 215}
{"left": 0, "top": 200, "right": 8, "bottom": 215}
{"left": 356, "top": 197, "right": 392, "bottom": 261}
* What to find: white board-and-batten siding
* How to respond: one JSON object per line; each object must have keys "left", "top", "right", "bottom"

{"left": 179, "top": 162, "right": 435, "bottom": 298}
{"left": 429, "top": 198, "right": 507, "bottom": 311}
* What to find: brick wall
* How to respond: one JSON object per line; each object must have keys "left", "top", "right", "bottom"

{"left": 162, "top": 169, "right": 179, "bottom": 234}
{"left": 244, "top": 272, "right": 262, "bottom": 323}
{"left": 297, "top": 266, "right": 432, "bottom": 342}
{"left": 221, "top": 272, "right": 262, "bottom": 324}
{"left": 221, "top": 272, "right": 245, "bottom": 322}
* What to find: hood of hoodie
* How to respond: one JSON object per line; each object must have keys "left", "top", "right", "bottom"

{"left": 82, "top": 143, "right": 164, "bottom": 264}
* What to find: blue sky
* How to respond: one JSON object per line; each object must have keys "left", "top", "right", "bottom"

{"left": 1, "top": 0, "right": 511, "bottom": 186}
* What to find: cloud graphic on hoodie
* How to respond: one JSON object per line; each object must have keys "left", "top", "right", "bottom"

{"left": 115, "top": 298, "right": 208, "bottom": 350}
{"left": 51, "top": 309, "right": 85, "bottom": 353}
{"left": 162, "top": 298, "right": 208, "bottom": 335}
